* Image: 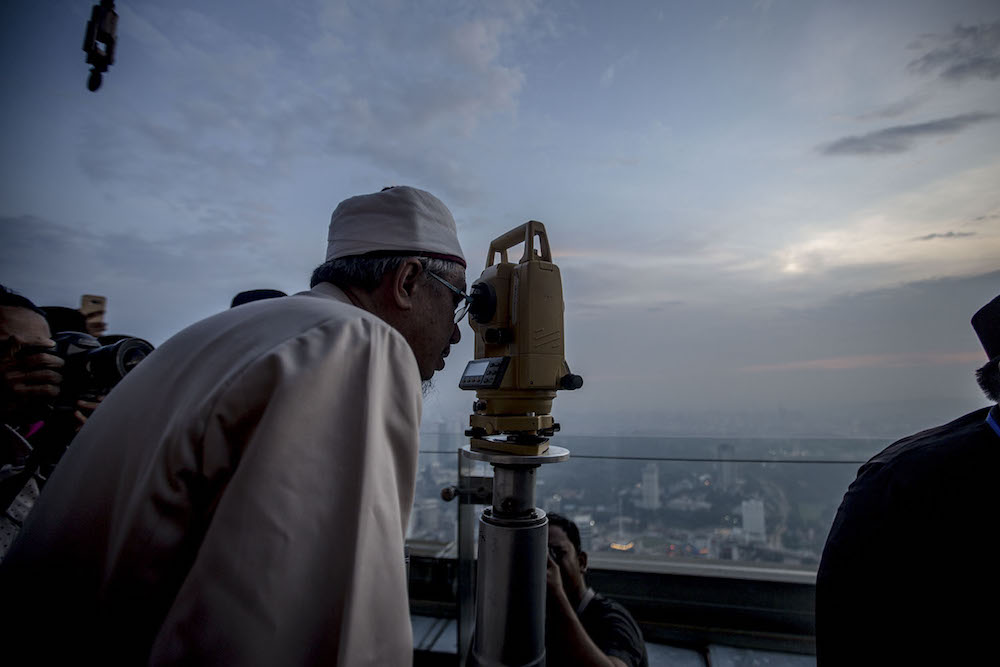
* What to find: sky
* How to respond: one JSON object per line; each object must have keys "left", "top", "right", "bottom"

{"left": 1, "top": 0, "right": 998, "bottom": 438}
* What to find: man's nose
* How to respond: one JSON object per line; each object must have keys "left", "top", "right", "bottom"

{"left": 450, "top": 323, "right": 461, "bottom": 345}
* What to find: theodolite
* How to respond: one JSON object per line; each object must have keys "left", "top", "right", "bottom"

{"left": 458, "top": 221, "right": 582, "bottom": 666}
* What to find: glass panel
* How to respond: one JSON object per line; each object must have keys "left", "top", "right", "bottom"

{"left": 407, "top": 449, "right": 460, "bottom": 548}
{"left": 407, "top": 433, "right": 888, "bottom": 572}
{"left": 533, "top": 435, "right": 886, "bottom": 570}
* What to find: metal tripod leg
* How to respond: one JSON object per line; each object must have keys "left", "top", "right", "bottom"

{"left": 461, "top": 445, "right": 569, "bottom": 667}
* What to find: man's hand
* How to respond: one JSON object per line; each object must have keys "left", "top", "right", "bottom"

{"left": 73, "top": 396, "right": 104, "bottom": 431}
{"left": 1, "top": 341, "right": 64, "bottom": 422}
{"left": 5, "top": 352, "right": 64, "bottom": 396}
{"left": 545, "top": 551, "right": 628, "bottom": 667}
{"left": 546, "top": 552, "right": 567, "bottom": 600}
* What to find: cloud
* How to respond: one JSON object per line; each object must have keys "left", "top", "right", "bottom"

{"left": 552, "top": 155, "right": 1000, "bottom": 316}
{"left": 819, "top": 112, "right": 999, "bottom": 155}
{"left": 598, "top": 49, "right": 638, "bottom": 88}
{"left": 740, "top": 351, "right": 984, "bottom": 373}
{"left": 600, "top": 64, "right": 616, "bottom": 87}
{"left": 84, "top": 1, "right": 539, "bottom": 209}
{"left": 752, "top": 0, "right": 775, "bottom": 14}
{"left": 757, "top": 161, "right": 1000, "bottom": 288}
{"left": 908, "top": 21, "right": 1000, "bottom": 82}
{"left": 732, "top": 269, "right": 999, "bottom": 376}
{"left": 854, "top": 93, "right": 928, "bottom": 121}
{"left": 0, "top": 214, "right": 302, "bottom": 344}
{"left": 913, "top": 231, "right": 976, "bottom": 241}
{"left": 554, "top": 269, "right": 999, "bottom": 429}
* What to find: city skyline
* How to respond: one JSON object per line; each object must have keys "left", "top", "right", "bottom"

{"left": 410, "top": 433, "right": 867, "bottom": 568}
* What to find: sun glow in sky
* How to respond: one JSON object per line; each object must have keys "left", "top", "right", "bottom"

{"left": 2, "top": 0, "right": 998, "bottom": 436}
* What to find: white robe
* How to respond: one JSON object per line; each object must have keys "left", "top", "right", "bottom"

{"left": 2, "top": 283, "right": 422, "bottom": 665}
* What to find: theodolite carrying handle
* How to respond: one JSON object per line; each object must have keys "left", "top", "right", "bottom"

{"left": 486, "top": 221, "right": 552, "bottom": 267}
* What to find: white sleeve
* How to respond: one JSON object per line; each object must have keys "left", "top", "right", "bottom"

{"left": 149, "top": 318, "right": 422, "bottom": 666}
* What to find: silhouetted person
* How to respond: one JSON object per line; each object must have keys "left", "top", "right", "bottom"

{"left": 41, "top": 306, "right": 89, "bottom": 335}
{"left": 230, "top": 289, "right": 287, "bottom": 308}
{"left": 816, "top": 293, "right": 1000, "bottom": 666}
{"left": 1, "top": 288, "right": 64, "bottom": 558}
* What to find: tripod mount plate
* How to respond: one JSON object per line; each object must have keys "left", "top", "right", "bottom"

{"left": 461, "top": 443, "right": 569, "bottom": 466}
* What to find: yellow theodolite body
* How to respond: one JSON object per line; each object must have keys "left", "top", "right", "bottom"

{"left": 460, "top": 221, "right": 582, "bottom": 455}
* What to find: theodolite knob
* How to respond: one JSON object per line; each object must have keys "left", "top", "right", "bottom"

{"left": 559, "top": 373, "right": 584, "bottom": 390}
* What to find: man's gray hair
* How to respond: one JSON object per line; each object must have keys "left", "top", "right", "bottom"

{"left": 310, "top": 254, "right": 462, "bottom": 291}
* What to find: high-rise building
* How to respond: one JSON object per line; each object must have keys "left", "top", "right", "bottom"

{"left": 639, "top": 462, "right": 661, "bottom": 510}
{"left": 574, "top": 514, "right": 594, "bottom": 552}
{"left": 741, "top": 499, "right": 766, "bottom": 543}
{"left": 718, "top": 443, "right": 737, "bottom": 491}
{"left": 407, "top": 497, "right": 442, "bottom": 540}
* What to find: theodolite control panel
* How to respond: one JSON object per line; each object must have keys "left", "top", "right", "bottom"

{"left": 459, "top": 356, "right": 511, "bottom": 390}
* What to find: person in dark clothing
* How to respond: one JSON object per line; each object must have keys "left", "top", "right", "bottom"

{"left": 40, "top": 306, "right": 89, "bottom": 336}
{"left": 230, "top": 289, "right": 286, "bottom": 308}
{"left": 546, "top": 512, "right": 648, "bottom": 667}
{"left": 816, "top": 293, "right": 1000, "bottom": 666}
{"left": 1, "top": 287, "right": 65, "bottom": 558}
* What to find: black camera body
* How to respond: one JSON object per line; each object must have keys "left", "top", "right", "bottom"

{"left": 51, "top": 331, "right": 154, "bottom": 407}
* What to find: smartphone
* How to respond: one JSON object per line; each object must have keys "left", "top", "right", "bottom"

{"left": 80, "top": 294, "right": 106, "bottom": 317}
{"left": 80, "top": 294, "right": 108, "bottom": 336}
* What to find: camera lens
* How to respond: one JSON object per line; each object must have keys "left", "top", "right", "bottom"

{"left": 113, "top": 338, "right": 154, "bottom": 375}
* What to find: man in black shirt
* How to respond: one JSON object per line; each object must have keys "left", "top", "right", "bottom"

{"left": 545, "top": 512, "right": 648, "bottom": 667}
{"left": 816, "top": 293, "right": 1000, "bottom": 665}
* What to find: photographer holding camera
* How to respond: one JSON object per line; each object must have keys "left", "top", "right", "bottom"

{"left": 0, "top": 288, "right": 145, "bottom": 559}
{"left": 0, "top": 287, "right": 69, "bottom": 557}
{"left": 1, "top": 287, "right": 62, "bottom": 461}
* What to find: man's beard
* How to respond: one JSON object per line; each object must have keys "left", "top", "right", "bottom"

{"left": 976, "top": 358, "right": 1000, "bottom": 403}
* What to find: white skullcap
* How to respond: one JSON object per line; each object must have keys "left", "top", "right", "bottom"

{"left": 325, "top": 186, "right": 466, "bottom": 268}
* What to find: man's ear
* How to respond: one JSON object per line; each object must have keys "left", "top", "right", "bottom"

{"left": 578, "top": 550, "right": 588, "bottom": 573}
{"left": 387, "top": 258, "right": 424, "bottom": 311}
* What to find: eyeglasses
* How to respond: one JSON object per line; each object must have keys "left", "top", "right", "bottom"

{"left": 426, "top": 270, "right": 473, "bottom": 323}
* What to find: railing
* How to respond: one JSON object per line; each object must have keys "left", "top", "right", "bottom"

{"left": 407, "top": 435, "right": 885, "bottom": 658}
{"left": 408, "top": 434, "right": 881, "bottom": 572}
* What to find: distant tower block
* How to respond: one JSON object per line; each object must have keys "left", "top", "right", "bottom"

{"left": 741, "top": 499, "right": 766, "bottom": 543}
{"left": 435, "top": 420, "right": 450, "bottom": 450}
{"left": 718, "top": 443, "right": 737, "bottom": 491}
{"left": 573, "top": 514, "right": 595, "bottom": 552}
{"left": 640, "top": 462, "right": 661, "bottom": 510}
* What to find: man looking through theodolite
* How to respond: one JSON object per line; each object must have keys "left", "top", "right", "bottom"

{"left": 3, "top": 186, "right": 467, "bottom": 665}
{"left": 545, "top": 512, "right": 648, "bottom": 667}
